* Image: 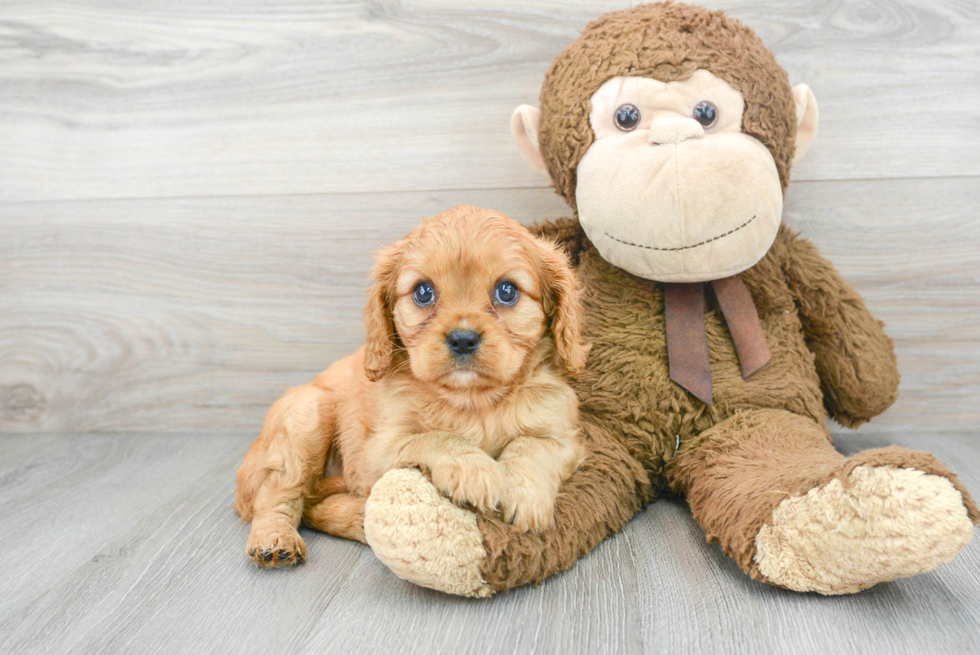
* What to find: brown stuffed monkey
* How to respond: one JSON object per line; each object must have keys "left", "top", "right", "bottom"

{"left": 362, "top": 2, "right": 979, "bottom": 596}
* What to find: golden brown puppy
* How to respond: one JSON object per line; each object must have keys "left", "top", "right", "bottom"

{"left": 233, "top": 205, "right": 588, "bottom": 567}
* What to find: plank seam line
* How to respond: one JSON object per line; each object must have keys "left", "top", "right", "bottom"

{"left": 1, "top": 174, "right": 978, "bottom": 206}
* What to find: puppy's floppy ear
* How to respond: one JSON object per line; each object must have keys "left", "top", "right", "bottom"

{"left": 363, "top": 243, "right": 400, "bottom": 381}
{"left": 536, "top": 237, "right": 589, "bottom": 375}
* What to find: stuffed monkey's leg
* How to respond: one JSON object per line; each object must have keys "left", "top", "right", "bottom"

{"left": 364, "top": 420, "right": 650, "bottom": 597}
{"left": 669, "top": 409, "right": 979, "bottom": 594}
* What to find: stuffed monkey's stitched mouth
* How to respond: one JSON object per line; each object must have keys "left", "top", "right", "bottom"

{"left": 604, "top": 215, "right": 756, "bottom": 252}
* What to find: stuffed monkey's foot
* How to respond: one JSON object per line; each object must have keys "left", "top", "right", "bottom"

{"left": 754, "top": 465, "right": 974, "bottom": 594}
{"left": 364, "top": 468, "right": 492, "bottom": 597}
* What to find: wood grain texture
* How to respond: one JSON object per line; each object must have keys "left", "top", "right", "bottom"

{"left": 0, "top": 0, "right": 978, "bottom": 202}
{"left": 2, "top": 179, "right": 978, "bottom": 434}
{"left": 0, "top": 431, "right": 977, "bottom": 655}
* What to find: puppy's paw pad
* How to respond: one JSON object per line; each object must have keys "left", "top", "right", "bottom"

{"left": 246, "top": 526, "right": 307, "bottom": 568}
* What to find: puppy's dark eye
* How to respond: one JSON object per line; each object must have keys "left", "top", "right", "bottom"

{"left": 494, "top": 281, "right": 519, "bottom": 306}
{"left": 692, "top": 101, "right": 717, "bottom": 127}
{"left": 614, "top": 104, "right": 640, "bottom": 131}
{"left": 412, "top": 281, "right": 435, "bottom": 306}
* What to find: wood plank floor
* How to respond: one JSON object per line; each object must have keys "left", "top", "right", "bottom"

{"left": 1, "top": 431, "right": 978, "bottom": 655}
{"left": 1, "top": 0, "right": 979, "bottom": 653}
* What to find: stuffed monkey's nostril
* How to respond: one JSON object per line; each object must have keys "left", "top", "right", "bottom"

{"left": 446, "top": 329, "right": 481, "bottom": 356}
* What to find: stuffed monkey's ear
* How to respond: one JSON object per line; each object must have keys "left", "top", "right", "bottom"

{"left": 511, "top": 105, "right": 549, "bottom": 177}
{"left": 792, "top": 84, "right": 819, "bottom": 164}
{"left": 363, "top": 245, "right": 399, "bottom": 381}
{"left": 536, "top": 238, "right": 589, "bottom": 376}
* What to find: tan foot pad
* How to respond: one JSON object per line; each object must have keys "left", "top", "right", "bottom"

{"left": 754, "top": 465, "right": 974, "bottom": 594}
{"left": 364, "top": 468, "right": 492, "bottom": 598}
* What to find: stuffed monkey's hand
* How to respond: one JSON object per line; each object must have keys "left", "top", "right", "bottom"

{"left": 364, "top": 468, "right": 493, "bottom": 597}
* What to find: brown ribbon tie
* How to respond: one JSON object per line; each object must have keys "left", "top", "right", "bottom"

{"left": 664, "top": 274, "right": 771, "bottom": 405}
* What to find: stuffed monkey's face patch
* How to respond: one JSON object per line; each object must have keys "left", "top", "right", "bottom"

{"left": 576, "top": 70, "right": 783, "bottom": 283}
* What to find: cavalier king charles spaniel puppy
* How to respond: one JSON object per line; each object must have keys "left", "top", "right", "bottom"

{"left": 234, "top": 205, "right": 588, "bottom": 567}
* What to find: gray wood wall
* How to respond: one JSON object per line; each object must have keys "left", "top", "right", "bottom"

{"left": 2, "top": 0, "right": 978, "bottom": 435}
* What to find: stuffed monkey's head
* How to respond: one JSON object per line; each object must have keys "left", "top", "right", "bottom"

{"left": 512, "top": 2, "right": 819, "bottom": 283}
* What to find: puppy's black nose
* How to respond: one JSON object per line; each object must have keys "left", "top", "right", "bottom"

{"left": 446, "top": 329, "right": 481, "bottom": 356}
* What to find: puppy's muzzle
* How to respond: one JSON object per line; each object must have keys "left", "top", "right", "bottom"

{"left": 446, "top": 329, "right": 481, "bottom": 357}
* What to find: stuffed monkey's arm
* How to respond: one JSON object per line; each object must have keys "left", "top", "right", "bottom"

{"left": 477, "top": 422, "right": 649, "bottom": 592}
{"left": 364, "top": 418, "right": 650, "bottom": 596}
{"left": 777, "top": 227, "right": 900, "bottom": 427}
{"left": 383, "top": 430, "right": 504, "bottom": 513}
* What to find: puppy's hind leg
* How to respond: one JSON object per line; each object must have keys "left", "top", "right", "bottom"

{"left": 303, "top": 491, "right": 367, "bottom": 544}
{"left": 235, "top": 384, "right": 333, "bottom": 568}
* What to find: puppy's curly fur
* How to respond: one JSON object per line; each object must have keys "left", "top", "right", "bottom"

{"left": 234, "top": 205, "right": 588, "bottom": 567}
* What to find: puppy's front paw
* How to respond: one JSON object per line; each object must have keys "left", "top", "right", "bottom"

{"left": 500, "top": 480, "right": 556, "bottom": 532}
{"left": 430, "top": 452, "right": 503, "bottom": 511}
{"left": 246, "top": 519, "right": 307, "bottom": 568}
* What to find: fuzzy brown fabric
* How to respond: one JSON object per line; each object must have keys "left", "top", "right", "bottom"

{"left": 780, "top": 232, "right": 901, "bottom": 427}
{"left": 472, "top": 218, "right": 977, "bottom": 590}
{"left": 669, "top": 408, "right": 840, "bottom": 579}
{"left": 464, "top": 2, "right": 977, "bottom": 593}
{"left": 478, "top": 418, "right": 650, "bottom": 593}
{"left": 538, "top": 1, "right": 797, "bottom": 209}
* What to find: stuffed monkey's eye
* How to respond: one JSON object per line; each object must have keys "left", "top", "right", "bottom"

{"left": 692, "top": 101, "right": 718, "bottom": 128}
{"left": 494, "top": 281, "right": 519, "bottom": 306}
{"left": 614, "top": 104, "right": 640, "bottom": 131}
{"left": 413, "top": 281, "right": 435, "bottom": 306}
